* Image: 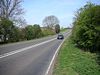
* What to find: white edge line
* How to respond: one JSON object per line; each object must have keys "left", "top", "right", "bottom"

{"left": 0, "top": 38, "right": 56, "bottom": 59}
{"left": 45, "top": 32, "right": 71, "bottom": 75}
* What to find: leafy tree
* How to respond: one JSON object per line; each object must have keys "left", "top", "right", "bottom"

{"left": 33, "top": 24, "right": 43, "bottom": 38}
{"left": 25, "top": 25, "right": 35, "bottom": 40}
{"left": 55, "top": 24, "right": 60, "bottom": 33}
{"left": 42, "top": 28, "right": 55, "bottom": 36}
{"left": 25, "top": 24, "right": 43, "bottom": 40}
{"left": 9, "top": 27, "right": 20, "bottom": 42}
{"left": 0, "top": 0, "right": 26, "bottom": 27}
{"left": 72, "top": 2, "right": 100, "bottom": 51}
{"left": 42, "top": 15, "right": 59, "bottom": 29}
{"left": 19, "top": 28, "right": 26, "bottom": 40}
{"left": 0, "top": 18, "right": 14, "bottom": 42}
{"left": 0, "top": 0, "right": 26, "bottom": 43}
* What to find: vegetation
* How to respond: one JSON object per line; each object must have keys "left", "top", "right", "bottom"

{"left": 0, "top": 0, "right": 26, "bottom": 26}
{"left": 55, "top": 24, "right": 60, "bottom": 33}
{"left": 0, "top": 18, "right": 14, "bottom": 42}
{"left": 8, "top": 26, "right": 21, "bottom": 42}
{"left": 0, "top": 0, "right": 61, "bottom": 44}
{"left": 53, "top": 37, "right": 100, "bottom": 75}
{"left": 42, "top": 15, "right": 59, "bottom": 29}
{"left": 0, "top": 0, "right": 27, "bottom": 44}
{"left": 0, "top": 20, "right": 57, "bottom": 44}
{"left": 0, "top": 18, "right": 60, "bottom": 44}
{"left": 0, "top": 1, "right": 59, "bottom": 44}
{"left": 53, "top": 2, "right": 100, "bottom": 75}
{"left": 33, "top": 24, "right": 43, "bottom": 38}
{"left": 72, "top": 3, "right": 100, "bottom": 52}
{"left": 25, "top": 25, "right": 35, "bottom": 40}
{"left": 25, "top": 24, "right": 43, "bottom": 40}
{"left": 60, "top": 28, "right": 67, "bottom": 32}
{"left": 0, "top": 2, "right": 60, "bottom": 44}
{"left": 42, "top": 28, "right": 56, "bottom": 36}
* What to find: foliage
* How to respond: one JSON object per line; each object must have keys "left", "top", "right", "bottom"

{"left": 60, "top": 28, "right": 67, "bottom": 32}
{"left": 9, "top": 27, "right": 21, "bottom": 42}
{"left": 25, "top": 24, "right": 43, "bottom": 40}
{"left": 0, "top": 18, "right": 25, "bottom": 43}
{"left": 42, "top": 28, "right": 55, "bottom": 36}
{"left": 53, "top": 37, "right": 100, "bottom": 75}
{"left": 42, "top": 15, "right": 59, "bottom": 29}
{"left": 33, "top": 24, "right": 43, "bottom": 38}
{"left": 0, "top": 0, "right": 26, "bottom": 27}
{"left": 72, "top": 3, "right": 100, "bottom": 51}
{"left": 0, "top": 1, "right": 58, "bottom": 44}
{"left": 0, "top": 21, "right": 56, "bottom": 44}
{"left": 25, "top": 25, "right": 35, "bottom": 40}
{"left": 19, "top": 28, "right": 27, "bottom": 40}
{"left": 0, "top": 18, "right": 14, "bottom": 42}
{"left": 55, "top": 24, "right": 60, "bottom": 33}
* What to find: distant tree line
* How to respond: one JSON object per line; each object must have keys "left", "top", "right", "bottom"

{"left": 42, "top": 15, "right": 60, "bottom": 33}
{"left": 0, "top": 19, "right": 57, "bottom": 44}
{"left": 72, "top": 2, "right": 100, "bottom": 52}
{"left": 0, "top": 16, "right": 61, "bottom": 44}
{"left": 0, "top": 0, "right": 61, "bottom": 44}
{"left": 25, "top": 24, "right": 43, "bottom": 40}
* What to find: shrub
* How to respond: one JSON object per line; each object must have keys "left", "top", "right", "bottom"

{"left": 72, "top": 3, "right": 100, "bottom": 52}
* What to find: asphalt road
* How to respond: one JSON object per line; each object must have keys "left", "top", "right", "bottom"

{"left": 0, "top": 30, "right": 71, "bottom": 75}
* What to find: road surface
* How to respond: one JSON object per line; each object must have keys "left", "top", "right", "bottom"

{"left": 0, "top": 30, "right": 71, "bottom": 75}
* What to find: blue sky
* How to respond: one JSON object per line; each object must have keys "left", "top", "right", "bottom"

{"left": 22, "top": 0, "right": 100, "bottom": 27}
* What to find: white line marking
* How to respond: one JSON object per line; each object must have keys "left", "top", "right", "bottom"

{"left": 45, "top": 31, "right": 71, "bottom": 75}
{"left": 0, "top": 38, "right": 56, "bottom": 59}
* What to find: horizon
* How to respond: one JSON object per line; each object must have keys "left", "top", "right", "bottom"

{"left": 22, "top": 0, "right": 100, "bottom": 28}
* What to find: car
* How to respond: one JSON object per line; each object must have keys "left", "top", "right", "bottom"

{"left": 57, "top": 34, "right": 64, "bottom": 39}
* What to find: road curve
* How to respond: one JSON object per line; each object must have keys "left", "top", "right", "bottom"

{"left": 0, "top": 30, "right": 71, "bottom": 75}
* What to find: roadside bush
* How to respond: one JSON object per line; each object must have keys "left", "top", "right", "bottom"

{"left": 33, "top": 24, "right": 43, "bottom": 38}
{"left": 42, "top": 28, "right": 55, "bottom": 36}
{"left": 25, "top": 25, "right": 35, "bottom": 40}
{"left": 25, "top": 24, "right": 44, "bottom": 40}
{"left": 72, "top": 3, "right": 100, "bottom": 52}
{"left": 9, "top": 27, "right": 20, "bottom": 42}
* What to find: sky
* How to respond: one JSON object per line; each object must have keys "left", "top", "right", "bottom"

{"left": 22, "top": 0, "right": 100, "bottom": 27}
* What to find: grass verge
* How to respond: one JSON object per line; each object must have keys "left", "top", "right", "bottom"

{"left": 53, "top": 37, "right": 100, "bottom": 75}
{"left": 60, "top": 28, "right": 68, "bottom": 32}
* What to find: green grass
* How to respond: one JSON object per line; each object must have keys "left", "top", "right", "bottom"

{"left": 60, "top": 28, "right": 68, "bottom": 32}
{"left": 53, "top": 37, "right": 100, "bottom": 75}
{"left": 42, "top": 29, "right": 55, "bottom": 36}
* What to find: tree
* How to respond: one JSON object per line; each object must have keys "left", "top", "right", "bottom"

{"left": 33, "top": 24, "right": 43, "bottom": 38}
{"left": 0, "top": 0, "right": 25, "bottom": 26}
{"left": 0, "top": 0, "right": 23, "bottom": 18}
{"left": 19, "top": 28, "right": 26, "bottom": 40}
{"left": 0, "top": 0, "right": 27, "bottom": 43}
{"left": 55, "top": 24, "right": 60, "bottom": 33}
{"left": 72, "top": 2, "right": 100, "bottom": 51}
{"left": 25, "top": 24, "right": 43, "bottom": 40}
{"left": 42, "top": 15, "right": 59, "bottom": 29}
{"left": 0, "top": 18, "right": 14, "bottom": 42}
{"left": 9, "top": 26, "right": 20, "bottom": 42}
{"left": 25, "top": 25, "right": 35, "bottom": 40}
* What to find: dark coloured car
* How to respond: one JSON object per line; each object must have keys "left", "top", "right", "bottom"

{"left": 57, "top": 34, "right": 64, "bottom": 39}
